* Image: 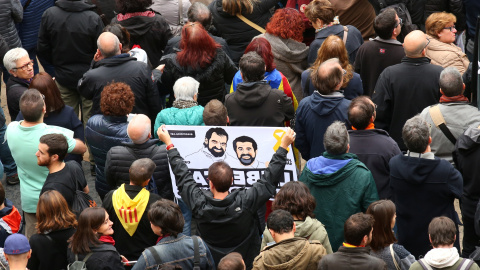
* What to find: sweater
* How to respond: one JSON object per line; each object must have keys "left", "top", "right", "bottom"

{"left": 370, "top": 243, "right": 416, "bottom": 270}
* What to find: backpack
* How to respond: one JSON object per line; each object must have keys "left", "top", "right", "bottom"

{"left": 67, "top": 253, "right": 93, "bottom": 270}
{"left": 377, "top": 0, "right": 417, "bottom": 42}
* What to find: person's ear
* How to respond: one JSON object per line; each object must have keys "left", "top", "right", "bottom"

{"left": 119, "top": 43, "right": 123, "bottom": 52}
{"left": 440, "top": 89, "right": 444, "bottom": 95}
{"left": 292, "top": 223, "right": 296, "bottom": 233}
{"left": 204, "top": 138, "right": 208, "bottom": 145}
{"left": 428, "top": 137, "right": 432, "bottom": 145}
{"left": 27, "top": 249, "right": 32, "bottom": 259}
{"left": 226, "top": 116, "right": 230, "bottom": 126}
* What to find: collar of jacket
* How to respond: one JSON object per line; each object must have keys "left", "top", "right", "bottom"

{"left": 93, "top": 54, "right": 137, "bottom": 68}
{"left": 401, "top": 56, "right": 431, "bottom": 65}
{"left": 323, "top": 152, "right": 358, "bottom": 161}
{"left": 371, "top": 36, "right": 402, "bottom": 46}
{"left": 348, "top": 128, "right": 391, "bottom": 137}
{"left": 314, "top": 24, "right": 345, "bottom": 39}
{"left": 55, "top": 0, "right": 96, "bottom": 12}
{"left": 121, "top": 138, "right": 161, "bottom": 148}
{"left": 104, "top": 115, "right": 128, "bottom": 123}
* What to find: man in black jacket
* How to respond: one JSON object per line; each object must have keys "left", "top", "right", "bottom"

{"left": 103, "top": 158, "right": 161, "bottom": 261}
{"left": 372, "top": 30, "right": 443, "bottom": 150}
{"left": 348, "top": 96, "right": 401, "bottom": 200}
{"left": 105, "top": 114, "right": 172, "bottom": 200}
{"left": 78, "top": 32, "right": 162, "bottom": 122}
{"left": 157, "top": 125, "right": 295, "bottom": 269}
{"left": 37, "top": 0, "right": 103, "bottom": 124}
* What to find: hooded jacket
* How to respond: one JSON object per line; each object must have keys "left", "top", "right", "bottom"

{"left": 389, "top": 154, "right": 462, "bottom": 258}
{"left": 225, "top": 81, "right": 294, "bottom": 127}
{"left": 253, "top": 237, "right": 327, "bottom": 270}
{"left": 295, "top": 92, "right": 351, "bottom": 160}
{"left": 112, "top": 11, "right": 172, "bottom": 68}
{"left": 299, "top": 153, "right": 378, "bottom": 251}
{"left": 37, "top": 0, "right": 103, "bottom": 90}
{"left": 0, "top": 199, "right": 21, "bottom": 247}
{"left": 161, "top": 49, "right": 237, "bottom": 107}
{"left": 261, "top": 216, "right": 333, "bottom": 253}
{"left": 257, "top": 33, "right": 309, "bottom": 102}
{"left": 78, "top": 54, "right": 162, "bottom": 121}
{"left": 153, "top": 105, "right": 204, "bottom": 134}
{"left": 409, "top": 248, "right": 479, "bottom": 270}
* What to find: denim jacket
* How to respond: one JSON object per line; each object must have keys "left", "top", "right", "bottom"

{"left": 132, "top": 233, "right": 215, "bottom": 270}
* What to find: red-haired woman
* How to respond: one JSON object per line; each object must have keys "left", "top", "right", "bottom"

{"left": 259, "top": 8, "right": 309, "bottom": 102}
{"left": 230, "top": 38, "right": 298, "bottom": 112}
{"left": 16, "top": 72, "right": 84, "bottom": 164}
{"left": 161, "top": 22, "right": 237, "bottom": 107}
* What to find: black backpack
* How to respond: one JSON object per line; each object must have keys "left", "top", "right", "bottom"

{"left": 377, "top": 0, "right": 418, "bottom": 42}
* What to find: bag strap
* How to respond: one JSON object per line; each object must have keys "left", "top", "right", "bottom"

{"left": 457, "top": 258, "right": 475, "bottom": 270}
{"left": 418, "top": 259, "right": 435, "bottom": 270}
{"left": 236, "top": 14, "right": 266, "bottom": 34}
{"left": 342, "top": 26, "right": 349, "bottom": 44}
{"left": 147, "top": 246, "right": 162, "bottom": 264}
{"left": 389, "top": 244, "right": 401, "bottom": 270}
{"left": 83, "top": 252, "right": 93, "bottom": 262}
{"left": 192, "top": 236, "right": 201, "bottom": 269}
{"left": 428, "top": 105, "right": 457, "bottom": 144}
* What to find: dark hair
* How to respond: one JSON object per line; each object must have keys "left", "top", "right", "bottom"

{"left": 104, "top": 24, "right": 131, "bottom": 53}
{"left": 177, "top": 22, "right": 220, "bottom": 69}
{"left": 218, "top": 252, "right": 245, "bottom": 270}
{"left": 232, "top": 136, "right": 257, "bottom": 152}
{"left": 311, "top": 58, "right": 343, "bottom": 95}
{"left": 366, "top": 200, "right": 397, "bottom": 251}
{"left": 244, "top": 38, "right": 275, "bottom": 72}
{"left": 148, "top": 199, "right": 184, "bottom": 237}
{"left": 239, "top": 52, "right": 265, "bottom": 82}
{"left": 374, "top": 8, "right": 397, "bottom": 40}
{"left": 272, "top": 181, "right": 316, "bottom": 220}
{"left": 39, "top": 133, "right": 68, "bottom": 161}
{"left": 36, "top": 190, "right": 77, "bottom": 234}
{"left": 100, "top": 82, "right": 135, "bottom": 116}
{"left": 267, "top": 209, "right": 294, "bottom": 234}
{"left": 208, "top": 162, "right": 233, "bottom": 192}
{"left": 28, "top": 72, "right": 65, "bottom": 116}
{"left": 266, "top": 8, "right": 304, "bottom": 42}
{"left": 187, "top": 2, "right": 212, "bottom": 30}
{"left": 69, "top": 207, "right": 106, "bottom": 254}
{"left": 304, "top": 0, "right": 335, "bottom": 24}
{"left": 129, "top": 158, "right": 156, "bottom": 186}
{"left": 116, "top": 0, "right": 152, "bottom": 14}
{"left": 205, "top": 127, "right": 229, "bottom": 141}
{"left": 20, "top": 89, "right": 44, "bottom": 122}
{"left": 203, "top": 100, "right": 228, "bottom": 126}
{"left": 402, "top": 116, "right": 429, "bottom": 153}
{"left": 428, "top": 216, "right": 456, "bottom": 247}
{"left": 344, "top": 213, "right": 374, "bottom": 246}
{"left": 0, "top": 182, "right": 5, "bottom": 206}
{"left": 348, "top": 96, "right": 375, "bottom": 130}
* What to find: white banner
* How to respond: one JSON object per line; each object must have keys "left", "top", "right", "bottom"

{"left": 166, "top": 125, "right": 298, "bottom": 198}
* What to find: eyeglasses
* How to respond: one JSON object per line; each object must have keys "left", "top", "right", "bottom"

{"left": 443, "top": 25, "right": 456, "bottom": 32}
{"left": 423, "top": 37, "right": 430, "bottom": 50}
{"left": 395, "top": 18, "right": 403, "bottom": 28}
{"left": 13, "top": 60, "right": 34, "bottom": 71}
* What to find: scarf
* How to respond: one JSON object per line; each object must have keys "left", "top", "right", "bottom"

{"left": 112, "top": 184, "right": 150, "bottom": 236}
{"left": 343, "top": 242, "right": 365, "bottom": 248}
{"left": 315, "top": 16, "right": 340, "bottom": 33}
{"left": 352, "top": 122, "right": 375, "bottom": 131}
{"left": 117, "top": 11, "right": 155, "bottom": 21}
{"left": 99, "top": 235, "right": 115, "bottom": 246}
{"left": 439, "top": 94, "right": 469, "bottom": 103}
{"left": 156, "top": 234, "right": 171, "bottom": 244}
{"left": 173, "top": 100, "right": 198, "bottom": 109}
{"left": 423, "top": 247, "right": 459, "bottom": 268}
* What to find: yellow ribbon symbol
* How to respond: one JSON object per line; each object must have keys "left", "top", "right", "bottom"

{"left": 273, "top": 129, "right": 289, "bottom": 152}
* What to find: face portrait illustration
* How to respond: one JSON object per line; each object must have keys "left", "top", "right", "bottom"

{"left": 235, "top": 142, "right": 257, "bottom": 166}
{"left": 204, "top": 132, "right": 227, "bottom": 157}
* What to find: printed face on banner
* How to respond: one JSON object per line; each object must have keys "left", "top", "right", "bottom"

{"left": 167, "top": 126, "right": 298, "bottom": 198}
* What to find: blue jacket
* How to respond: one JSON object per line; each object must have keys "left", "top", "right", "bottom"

{"left": 301, "top": 69, "right": 363, "bottom": 100}
{"left": 153, "top": 105, "right": 204, "bottom": 138}
{"left": 17, "top": 0, "right": 55, "bottom": 50}
{"left": 85, "top": 115, "right": 129, "bottom": 198}
{"left": 295, "top": 92, "right": 351, "bottom": 160}
{"left": 132, "top": 234, "right": 215, "bottom": 270}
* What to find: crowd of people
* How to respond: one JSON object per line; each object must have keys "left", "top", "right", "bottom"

{"left": 0, "top": 0, "right": 479, "bottom": 269}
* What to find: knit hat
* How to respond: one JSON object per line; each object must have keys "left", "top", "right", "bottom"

{"left": 4, "top": 234, "right": 30, "bottom": 255}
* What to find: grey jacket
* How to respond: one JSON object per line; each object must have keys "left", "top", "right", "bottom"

{"left": 150, "top": 0, "right": 190, "bottom": 36}
{"left": 420, "top": 102, "right": 480, "bottom": 164}
{"left": 0, "top": 0, "right": 22, "bottom": 49}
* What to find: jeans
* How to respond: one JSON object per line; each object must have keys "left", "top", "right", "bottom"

{"left": 0, "top": 107, "right": 17, "bottom": 177}
{"left": 177, "top": 198, "right": 192, "bottom": 236}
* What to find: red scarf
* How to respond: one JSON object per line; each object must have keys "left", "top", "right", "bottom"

{"left": 439, "top": 94, "right": 469, "bottom": 103}
{"left": 117, "top": 11, "right": 155, "bottom": 21}
{"left": 99, "top": 235, "right": 115, "bottom": 246}
{"left": 156, "top": 234, "right": 171, "bottom": 244}
{"left": 352, "top": 122, "right": 375, "bottom": 131}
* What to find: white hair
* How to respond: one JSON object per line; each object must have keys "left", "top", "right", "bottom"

{"left": 3, "top": 48, "right": 29, "bottom": 71}
{"left": 173, "top": 77, "right": 200, "bottom": 101}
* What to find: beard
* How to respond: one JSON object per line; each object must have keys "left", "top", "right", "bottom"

{"left": 37, "top": 159, "right": 50, "bottom": 166}
{"left": 238, "top": 154, "right": 255, "bottom": 166}
{"left": 205, "top": 143, "right": 225, "bottom": 157}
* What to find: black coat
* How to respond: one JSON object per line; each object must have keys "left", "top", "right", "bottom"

{"left": 348, "top": 129, "right": 402, "bottom": 200}
{"left": 105, "top": 139, "right": 173, "bottom": 200}
{"left": 0, "top": 0, "right": 22, "bottom": 49}
{"left": 67, "top": 242, "right": 125, "bottom": 270}
{"left": 78, "top": 54, "right": 162, "bottom": 121}
{"left": 318, "top": 246, "right": 386, "bottom": 270}
{"left": 112, "top": 12, "right": 172, "bottom": 68}
{"left": 372, "top": 57, "right": 443, "bottom": 150}
{"left": 6, "top": 76, "right": 29, "bottom": 122}
{"left": 160, "top": 49, "right": 237, "bottom": 106}
{"left": 208, "top": 0, "right": 283, "bottom": 64}
{"left": 37, "top": 0, "right": 103, "bottom": 90}
{"left": 164, "top": 33, "right": 233, "bottom": 60}
{"left": 409, "top": 0, "right": 465, "bottom": 32}
{"left": 28, "top": 228, "right": 76, "bottom": 270}
{"left": 225, "top": 81, "right": 294, "bottom": 127}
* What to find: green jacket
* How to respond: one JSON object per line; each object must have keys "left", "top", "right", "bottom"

{"left": 299, "top": 152, "right": 379, "bottom": 251}
{"left": 153, "top": 106, "right": 204, "bottom": 138}
{"left": 261, "top": 216, "right": 333, "bottom": 254}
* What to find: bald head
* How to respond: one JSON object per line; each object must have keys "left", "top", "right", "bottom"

{"left": 311, "top": 58, "right": 343, "bottom": 95}
{"left": 97, "top": 32, "right": 121, "bottom": 59}
{"left": 403, "top": 30, "right": 428, "bottom": 58}
{"left": 127, "top": 114, "right": 151, "bottom": 144}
